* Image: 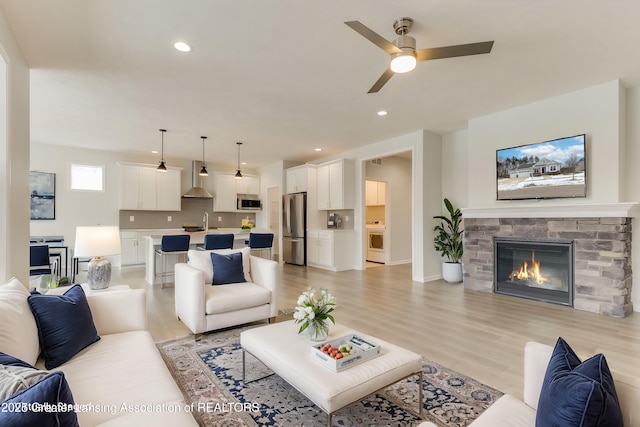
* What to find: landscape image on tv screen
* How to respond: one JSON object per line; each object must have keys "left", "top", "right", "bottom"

{"left": 496, "top": 134, "right": 586, "bottom": 201}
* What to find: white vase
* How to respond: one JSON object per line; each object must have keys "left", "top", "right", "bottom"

{"left": 442, "top": 262, "right": 463, "bottom": 283}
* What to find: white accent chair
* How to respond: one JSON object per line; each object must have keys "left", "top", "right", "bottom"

{"left": 174, "top": 247, "right": 278, "bottom": 337}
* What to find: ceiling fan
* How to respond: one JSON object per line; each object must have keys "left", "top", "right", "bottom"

{"left": 345, "top": 17, "right": 494, "bottom": 93}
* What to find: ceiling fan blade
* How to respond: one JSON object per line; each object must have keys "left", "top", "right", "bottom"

{"left": 415, "top": 41, "right": 494, "bottom": 61}
{"left": 368, "top": 68, "right": 395, "bottom": 94}
{"left": 345, "top": 21, "right": 402, "bottom": 55}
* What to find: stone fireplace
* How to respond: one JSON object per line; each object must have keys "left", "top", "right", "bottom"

{"left": 461, "top": 204, "right": 635, "bottom": 318}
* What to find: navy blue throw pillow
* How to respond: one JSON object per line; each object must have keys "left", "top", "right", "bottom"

{"left": 1, "top": 371, "right": 79, "bottom": 427}
{"left": 536, "top": 337, "right": 623, "bottom": 427}
{"left": 28, "top": 284, "right": 100, "bottom": 369}
{"left": 210, "top": 252, "right": 245, "bottom": 285}
{"left": 0, "top": 352, "right": 35, "bottom": 369}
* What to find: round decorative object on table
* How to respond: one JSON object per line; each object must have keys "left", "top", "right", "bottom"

{"left": 308, "top": 319, "right": 329, "bottom": 342}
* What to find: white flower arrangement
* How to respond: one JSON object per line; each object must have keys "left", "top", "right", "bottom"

{"left": 293, "top": 288, "right": 336, "bottom": 334}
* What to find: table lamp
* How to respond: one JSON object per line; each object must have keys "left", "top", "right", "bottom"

{"left": 74, "top": 226, "right": 121, "bottom": 290}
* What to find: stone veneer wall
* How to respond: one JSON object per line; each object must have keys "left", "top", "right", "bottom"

{"left": 462, "top": 217, "right": 632, "bottom": 318}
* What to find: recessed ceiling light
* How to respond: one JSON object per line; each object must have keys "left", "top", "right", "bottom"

{"left": 315, "top": 148, "right": 322, "bottom": 152}
{"left": 377, "top": 110, "right": 388, "bottom": 116}
{"left": 174, "top": 42, "right": 192, "bottom": 52}
{"left": 241, "top": 162, "right": 247, "bottom": 166}
{"left": 151, "top": 150, "right": 159, "bottom": 154}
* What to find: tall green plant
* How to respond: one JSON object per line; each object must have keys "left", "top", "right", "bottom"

{"left": 433, "top": 198, "right": 463, "bottom": 263}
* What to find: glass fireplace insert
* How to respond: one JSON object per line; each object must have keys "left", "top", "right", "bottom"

{"left": 494, "top": 237, "right": 574, "bottom": 306}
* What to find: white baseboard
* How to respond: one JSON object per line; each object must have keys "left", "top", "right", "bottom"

{"left": 387, "top": 259, "right": 411, "bottom": 266}
{"left": 413, "top": 274, "right": 442, "bottom": 283}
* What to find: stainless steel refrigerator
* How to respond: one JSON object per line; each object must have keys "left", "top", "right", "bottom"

{"left": 282, "top": 192, "right": 306, "bottom": 265}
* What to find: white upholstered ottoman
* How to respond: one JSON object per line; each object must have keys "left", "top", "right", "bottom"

{"left": 240, "top": 320, "right": 423, "bottom": 426}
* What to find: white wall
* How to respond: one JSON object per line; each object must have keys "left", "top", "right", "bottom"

{"left": 0, "top": 10, "right": 30, "bottom": 283}
{"left": 257, "top": 160, "right": 285, "bottom": 230}
{"left": 466, "top": 80, "right": 625, "bottom": 208}
{"left": 30, "top": 144, "right": 125, "bottom": 245}
{"left": 257, "top": 160, "right": 285, "bottom": 257}
{"left": 442, "top": 130, "right": 469, "bottom": 209}
{"left": 624, "top": 85, "right": 640, "bottom": 308}
{"left": 420, "top": 131, "right": 444, "bottom": 281}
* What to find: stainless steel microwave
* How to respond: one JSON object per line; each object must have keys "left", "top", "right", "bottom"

{"left": 237, "top": 195, "right": 262, "bottom": 210}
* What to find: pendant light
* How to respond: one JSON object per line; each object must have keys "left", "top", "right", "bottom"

{"left": 234, "top": 142, "right": 243, "bottom": 179}
{"left": 199, "top": 136, "right": 209, "bottom": 176}
{"left": 157, "top": 129, "right": 167, "bottom": 172}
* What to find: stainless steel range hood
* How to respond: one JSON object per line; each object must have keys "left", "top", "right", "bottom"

{"left": 182, "top": 160, "right": 214, "bottom": 198}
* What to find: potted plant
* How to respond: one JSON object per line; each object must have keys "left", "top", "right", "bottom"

{"left": 433, "top": 198, "right": 463, "bottom": 283}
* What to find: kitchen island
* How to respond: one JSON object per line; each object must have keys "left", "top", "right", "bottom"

{"left": 142, "top": 228, "right": 263, "bottom": 285}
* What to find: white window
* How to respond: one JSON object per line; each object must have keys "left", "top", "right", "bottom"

{"left": 69, "top": 163, "right": 104, "bottom": 191}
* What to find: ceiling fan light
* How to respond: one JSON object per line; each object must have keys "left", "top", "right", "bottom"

{"left": 390, "top": 50, "right": 416, "bottom": 73}
{"left": 174, "top": 42, "right": 192, "bottom": 52}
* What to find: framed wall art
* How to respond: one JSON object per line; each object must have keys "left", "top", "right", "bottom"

{"left": 30, "top": 171, "right": 56, "bottom": 220}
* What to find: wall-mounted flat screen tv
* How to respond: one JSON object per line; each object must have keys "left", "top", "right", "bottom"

{"left": 496, "top": 134, "right": 586, "bottom": 201}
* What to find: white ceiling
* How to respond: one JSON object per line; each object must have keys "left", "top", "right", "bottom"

{"left": 2, "top": 0, "right": 640, "bottom": 170}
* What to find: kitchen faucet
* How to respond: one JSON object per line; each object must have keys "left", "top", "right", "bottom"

{"left": 203, "top": 212, "right": 209, "bottom": 230}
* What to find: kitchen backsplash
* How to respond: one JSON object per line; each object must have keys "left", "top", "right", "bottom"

{"left": 119, "top": 198, "right": 256, "bottom": 229}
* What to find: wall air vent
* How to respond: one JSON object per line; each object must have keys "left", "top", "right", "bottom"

{"left": 370, "top": 158, "right": 383, "bottom": 165}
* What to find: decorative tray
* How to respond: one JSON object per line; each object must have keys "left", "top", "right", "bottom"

{"left": 310, "top": 334, "right": 381, "bottom": 372}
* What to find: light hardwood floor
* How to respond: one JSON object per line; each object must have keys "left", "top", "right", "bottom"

{"left": 110, "top": 262, "right": 640, "bottom": 399}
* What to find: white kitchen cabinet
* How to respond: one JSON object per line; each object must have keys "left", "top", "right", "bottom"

{"left": 307, "top": 229, "right": 354, "bottom": 271}
{"left": 365, "top": 180, "right": 386, "bottom": 206}
{"left": 119, "top": 165, "right": 155, "bottom": 210}
{"left": 213, "top": 173, "right": 238, "bottom": 212}
{"left": 316, "top": 164, "right": 330, "bottom": 209}
{"left": 156, "top": 169, "right": 182, "bottom": 211}
{"left": 307, "top": 230, "right": 320, "bottom": 265}
{"left": 307, "top": 230, "right": 331, "bottom": 267}
{"left": 120, "top": 231, "right": 147, "bottom": 266}
{"left": 118, "top": 163, "right": 181, "bottom": 211}
{"left": 285, "top": 165, "right": 308, "bottom": 194}
{"left": 316, "top": 159, "right": 354, "bottom": 210}
{"left": 213, "top": 172, "right": 261, "bottom": 212}
{"left": 236, "top": 175, "right": 260, "bottom": 195}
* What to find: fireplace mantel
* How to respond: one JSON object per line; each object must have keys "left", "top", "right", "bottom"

{"left": 462, "top": 203, "right": 638, "bottom": 219}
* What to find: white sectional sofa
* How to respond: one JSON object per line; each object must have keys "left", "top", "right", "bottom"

{"left": 174, "top": 247, "right": 278, "bottom": 336}
{"left": 418, "top": 341, "right": 639, "bottom": 427}
{"left": 0, "top": 278, "right": 198, "bottom": 427}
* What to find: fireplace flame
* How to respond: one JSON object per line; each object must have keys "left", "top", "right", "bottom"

{"left": 509, "top": 251, "right": 548, "bottom": 285}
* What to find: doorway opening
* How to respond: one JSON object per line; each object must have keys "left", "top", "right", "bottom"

{"left": 362, "top": 151, "right": 412, "bottom": 269}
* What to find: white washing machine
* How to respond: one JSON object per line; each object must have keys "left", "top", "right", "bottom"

{"left": 366, "top": 221, "right": 386, "bottom": 263}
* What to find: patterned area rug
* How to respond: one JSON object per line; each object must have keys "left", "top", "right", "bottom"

{"left": 157, "top": 325, "right": 502, "bottom": 427}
